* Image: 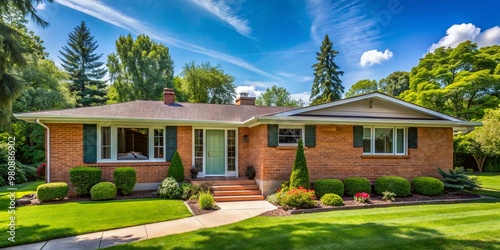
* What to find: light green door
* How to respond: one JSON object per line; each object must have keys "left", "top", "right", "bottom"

{"left": 206, "top": 130, "right": 225, "bottom": 175}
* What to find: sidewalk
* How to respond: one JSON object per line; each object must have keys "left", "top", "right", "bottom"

{"left": 5, "top": 200, "right": 276, "bottom": 250}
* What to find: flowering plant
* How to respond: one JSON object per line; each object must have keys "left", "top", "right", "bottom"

{"left": 280, "top": 186, "right": 316, "bottom": 209}
{"left": 36, "top": 163, "right": 46, "bottom": 179}
{"left": 354, "top": 192, "right": 370, "bottom": 203}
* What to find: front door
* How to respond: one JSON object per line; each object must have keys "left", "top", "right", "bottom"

{"left": 206, "top": 130, "right": 225, "bottom": 175}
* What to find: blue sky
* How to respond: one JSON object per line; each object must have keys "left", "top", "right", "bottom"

{"left": 31, "top": 0, "right": 500, "bottom": 104}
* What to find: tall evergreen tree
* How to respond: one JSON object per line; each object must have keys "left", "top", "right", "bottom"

{"left": 310, "top": 34, "right": 344, "bottom": 105}
{"left": 59, "top": 21, "right": 107, "bottom": 106}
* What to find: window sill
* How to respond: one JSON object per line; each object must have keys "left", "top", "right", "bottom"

{"left": 276, "top": 146, "right": 309, "bottom": 150}
{"left": 361, "top": 155, "right": 410, "bottom": 159}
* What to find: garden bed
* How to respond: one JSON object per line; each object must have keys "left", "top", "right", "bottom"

{"left": 17, "top": 190, "right": 158, "bottom": 206}
{"left": 262, "top": 192, "right": 483, "bottom": 216}
{"left": 185, "top": 199, "right": 220, "bottom": 216}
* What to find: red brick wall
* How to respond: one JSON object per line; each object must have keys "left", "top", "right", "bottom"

{"left": 46, "top": 124, "right": 192, "bottom": 188}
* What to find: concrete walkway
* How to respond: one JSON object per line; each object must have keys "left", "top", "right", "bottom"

{"left": 5, "top": 201, "right": 276, "bottom": 250}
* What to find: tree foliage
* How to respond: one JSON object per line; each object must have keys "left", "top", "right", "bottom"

{"left": 178, "top": 61, "right": 236, "bottom": 104}
{"left": 289, "top": 139, "right": 310, "bottom": 189}
{"left": 107, "top": 34, "right": 174, "bottom": 103}
{"left": 59, "top": 21, "right": 107, "bottom": 106}
{"left": 345, "top": 79, "right": 378, "bottom": 98}
{"left": 310, "top": 34, "right": 344, "bottom": 105}
{"left": 400, "top": 41, "right": 500, "bottom": 120}
{"left": 256, "top": 85, "right": 303, "bottom": 107}
{"left": 378, "top": 71, "right": 410, "bottom": 97}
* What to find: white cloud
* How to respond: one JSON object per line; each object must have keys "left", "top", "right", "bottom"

{"left": 54, "top": 0, "right": 279, "bottom": 80}
{"left": 429, "top": 23, "right": 500, "bottom": 52}
{"left": 36, "top": 2, "right": 46, "bottom": 10}
{"left": 359, "top": 49, "right": 393, "bottom": 67}
{"left": 189, "top": 0, "right": 251, "bottom": 38}
{"left": 291, "top": 92, "right": 311, "bottom": 106}
{"left": 241, "top": 80, "right": 277, "bottom": 89}
{"left": 278, "top": 72, "right": 313, "bottom": 82}
{"left": 235, "top": 85, "right": 262, "bottom": 98}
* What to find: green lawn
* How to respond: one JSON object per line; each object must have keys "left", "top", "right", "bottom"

{"left": 109, "top": 200, "right": 500, "bottom": 250}
{"left": 469, "top": 172, "right": 500, "bottom": 198}
{"left": 0, "top": 182, "right": 192, "bottom": 248}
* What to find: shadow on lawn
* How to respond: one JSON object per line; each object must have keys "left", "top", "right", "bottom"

{"left": 0, "top": 224, "right": 76, "bottom": 248}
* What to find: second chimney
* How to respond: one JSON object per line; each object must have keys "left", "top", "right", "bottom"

{"left": 235, "top": 92, "right": 256, "bottom": 106}
{"left": 163, "top": 88, "right": 175, "bottom": 105}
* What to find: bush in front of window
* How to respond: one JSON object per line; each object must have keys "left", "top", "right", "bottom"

{"left": 90, "top": 182, "right": 117, "bottom": 201}
{"left": 320, "top": 193, "right": 344, "bottom": 206}
{"left": 313, "top": 179, "right": 344, "bottom": 198}
{"left": 157, "top": 177, "right": 182, "bottom": 199}
{"left": 343, "top": 177, "right": 371, "bottom": 196}
{"left": 113, "top": 167, "right": 136, "bottom": 195}
{"left": 375, "top": 176, "right": 411, "bottom": 197}
{"left": 36, "top": 182, "right": 69, "bottom": 201}
{"left": 412, "top": 176, "right": 444, "bottom": 196}
{"left": 289, "top": 139, "right": 310, "bottom": 189}
{"left": 167, "top": 151, "right": 184, "bottom": 182}
{"left": 69, "top": 166, "right": 102, "bottom": 196}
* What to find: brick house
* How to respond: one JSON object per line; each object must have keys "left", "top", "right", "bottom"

{"left": 15, "top": 90, "right": 480, "bottom": 197}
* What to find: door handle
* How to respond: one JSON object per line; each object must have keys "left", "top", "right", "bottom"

{"left": 208, "top": 152, "right": 211, "bottom": 157}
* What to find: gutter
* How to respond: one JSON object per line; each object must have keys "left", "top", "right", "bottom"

{"left": 36, "top": 119, "right": 50, "bottom": 183}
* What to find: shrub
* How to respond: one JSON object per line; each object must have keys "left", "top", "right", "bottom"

{"left": 18, "top": 163, "right": 37, "bottom": 182}
{"left": 157, "top": 177, "right": 182, "bottom": 199}
{"left": 199, "top": 192, "right": 215, "bottom": 210}
{"left": 354, "top": 192, "right": 371, "bottom": 203}
{"left": 280, "top": 187, "right": 316, "bottom": 209}
{"left": 69, "top": 167, "right": 102, "bottom": 195}
{"left": 289, "top": 139, "right": 310, "bottom": 189}
{"left": 320, "top": 193, "right": 343, "bottom": 206}
{"left": 181, "top": 183, "right": 193, "bottom": 200}
{"left": 266, "top": 193, "right": 281, "bottom": 205}
{"left": 90, "top": 182, "right": 117, "bottom": 201}
{"left": 36, "top": 182, "right": 69, "bottom": 201}
{"left": 484, "top": 157, "right": 500, "bottom": 172}
{"left": 313, "top": 179, "right": 344, "bottom": 198}
{"left": 375, "top": 176, "right": 411, "bottom": 197}
{"left": 382, "top": 191, "right": 396, "bottom": 202}
{"left": 36, "top": 163, "right": 46, "bottom": 179}
{"left": 113, "top": 167, "right": 136, "bottom": 195}
{"left": 343, "top": 177, "right": 371, "bottom": 196}
{"left": 438, "top": 167, "right": 479, "bottom": 192}
{"left": 167, "top": 151, "right": 184, "bottom": 182}
{"left": 412, "top": 176, "right": 444, "bottom": 196}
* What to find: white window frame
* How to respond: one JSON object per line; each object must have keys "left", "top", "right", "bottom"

{"left": 363, "top": 126, "right": 407, "bottom": 155}
{"left": 278, "top": 125, "right": 305, "bottom": 146}
{"left": 97, "top": 125, "right": 166, "bottom": 163}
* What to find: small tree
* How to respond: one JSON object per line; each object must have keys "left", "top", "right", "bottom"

{"left": 289, "top": 139, "right": 310, "bottom": 189}
{"left": 167, "top": 151, "right": 184, "bottom": 182}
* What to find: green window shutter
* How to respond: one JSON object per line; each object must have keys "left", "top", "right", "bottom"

{"left": 83, "top": 124, "right": 97, "bottom": 163}
{"left": 408, "top": 127, "right": 418, "bottom": 148}
{"left": 353, "top": 126, "right": 363, "bottom": 147}
{"left": 304, "top": 125, "right": 316, "bottom": 147}
{"left": 268, "top": 124, "right": 278, "bottom": 147}
{"left": 165, "top": 126, "right": 177, "bottom": 161}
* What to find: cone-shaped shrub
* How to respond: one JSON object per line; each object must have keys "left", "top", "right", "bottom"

{"left": 167, "top": 151, "right": 184, "bottom": 182}
{"left": 289, "top": 139, "right": 310, "bottom": 189}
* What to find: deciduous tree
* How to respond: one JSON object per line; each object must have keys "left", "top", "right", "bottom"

{"left": 378, "top": 71, "right": 410, "bottom": 97}
{"left": 256, "top": 85, "right": 303, "bottom": 107}
{"left": 345, "top": 79, "right": 378, "bottom": 98}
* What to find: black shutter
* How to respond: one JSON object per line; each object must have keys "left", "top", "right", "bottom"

{"left": 165, "top": 126, "right": 177, "bottom": 161}
{"left": 304, "top": 125, "right": 316, "bottom": 147}
{"left": 353, "top": 126, "right": 363, "bottom": 147}
{"left": 83, "top": 124, "right": 97, "bottom": 163}
{"left": 408, "top": 127, "right": 418, "bottom": 148}
{"left": 268, "top": 124, "right": 278, "bottom": 147}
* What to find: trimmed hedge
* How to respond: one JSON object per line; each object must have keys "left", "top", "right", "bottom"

{"left": 313, "top": 179, "right": 344, "bottom": 198}
{"left": 320, "top": 193, "right": 343, "bottom": 206}
{"left": 167, "top": 152, "right": 185, "bottom": 182}
{"left": 412, "top": 176, "right": 444, "bottom": 196}
{"left": 69, "top": 167, "right": 102, "bottom": 195}
{"left": 36, "top": 182, "right": 69, "bottom": 201}
{"left": 375, "top": 176, "right": 411, "bottom": 197}
{"left": 90, "top": 182, "right": 117, "bottom": 201}
{"left": 343, "top": 177, "right": 371, "bottom": 196}
{"left": 113, "top": 167, "right": 136, "bottom": 195}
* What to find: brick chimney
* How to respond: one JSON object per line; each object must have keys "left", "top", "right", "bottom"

{"left": 163, "top": 88, "right": 175, "bottom": 105}
{"left": 235, "top": 92, "right": 256, "bottom": 106}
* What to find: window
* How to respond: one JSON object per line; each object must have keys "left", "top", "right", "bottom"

{"left": 194, "top": 129, "right": 204, "bottom": 171}
{"left": 154, "top": 129, "right": 164, "bottom": 159}
{"left": 363, "top": 127, "right": 406, "bottom": 155}
{"left": 227, "top": 130, "right": 236, "bottom": 171}
{"left": 118, "top": 128, "right": 149, "bottom": 160}
{"left": 278, "top": 126, "right": 303, "bottom": 145}
{"left": 101, "top": 127, "right": 111, "bottom": 159}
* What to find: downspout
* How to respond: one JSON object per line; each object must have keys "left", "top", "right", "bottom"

{"left": 36, "top": 119, "right": 50, "bottom": 183}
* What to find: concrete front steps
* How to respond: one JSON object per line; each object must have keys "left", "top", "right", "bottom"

{"left": 192, "top": 178, "right": 264, "bottom": 202}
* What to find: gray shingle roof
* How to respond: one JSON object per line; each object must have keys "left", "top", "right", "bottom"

{"left": 16, "top": 101, "right": 294, "bottom": 123}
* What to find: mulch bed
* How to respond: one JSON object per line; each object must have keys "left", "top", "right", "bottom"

{"left": 185, "top": 199, "right": 220, "bottom": 216}
{"left": 261, "top": 193, "right": 482, "bottom": 217}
